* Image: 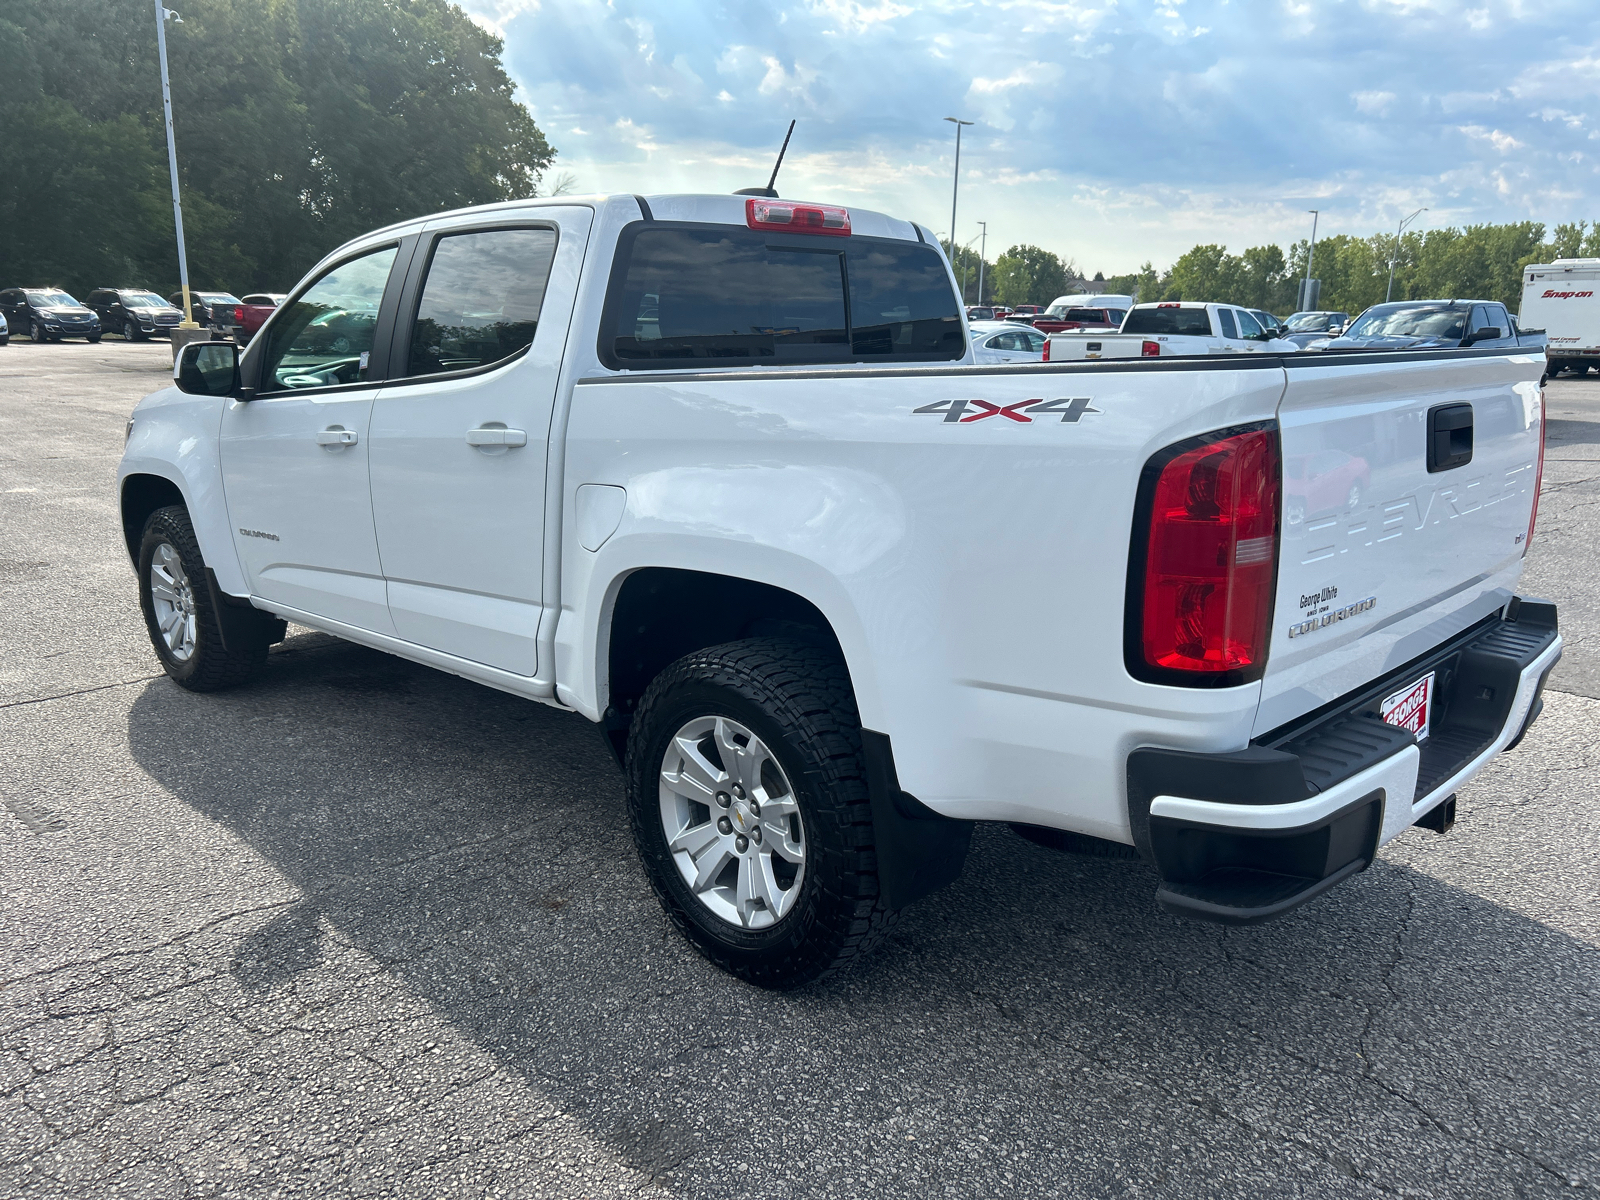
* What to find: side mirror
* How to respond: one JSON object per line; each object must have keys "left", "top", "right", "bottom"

{"left": 174, "top": 341, "right": 240, "bottom": 396}
{"left": 1466, "top": 326, "right": 1502, "bottom": 344}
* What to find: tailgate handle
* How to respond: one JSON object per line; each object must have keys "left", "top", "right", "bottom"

{"left": 1427, "top": 403, "right": 1473, "bottom": 473}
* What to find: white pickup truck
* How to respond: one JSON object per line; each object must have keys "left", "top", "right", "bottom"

{"left": 120, "top": 192, "right": 1560, "bottom": 988}
{"left": 1046, "top": 300, "right": 1300, "bottom": 360}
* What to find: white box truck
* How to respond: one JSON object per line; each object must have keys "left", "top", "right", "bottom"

{"left": 1521, "top": 258, "right": 1600, "bottom": 376}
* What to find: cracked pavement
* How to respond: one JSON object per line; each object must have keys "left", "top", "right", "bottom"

{"left": 2, "top": 342, "right": 1597, "bottom": 1198}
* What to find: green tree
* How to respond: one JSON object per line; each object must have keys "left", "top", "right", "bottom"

{"left": 989, "top": 244, "right": 1069, "bottom": 308}
{"left": 0, "top": 0, "right": 555, "bottom": 297}
{"left": 940, "top": 240, "right": 995, "bottom": 305}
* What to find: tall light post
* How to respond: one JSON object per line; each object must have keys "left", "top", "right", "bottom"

{"left": 154, "top": 0, "right": 198, "bottom": 330}
{"left": 1386, "top": 207, "right": 1427, "bottom": 303}
{"left": 976, "top": 220, "right": 987, "bottom": 306}
{"left": 1301, "top": 209, "right": 1319, "bottom": 312}
{"left": 944, "top": 117, "right": 973, "bottom": 278}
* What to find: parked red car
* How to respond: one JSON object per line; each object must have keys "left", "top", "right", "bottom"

{"left": 234, "top": 293, "right": 287, "bottom": 342}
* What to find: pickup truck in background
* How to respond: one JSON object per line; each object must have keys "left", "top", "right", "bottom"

{"left": 1045, "top": 301, "right": 1299, "bottom": 359}
{"left": 234, "top": 293, "right": 288, "bottom": 343}
{"left": 1519, "top": 260, "right": 1600, "bottom": 376}
{"left": 1033, "top": 306, "right": 1124, "bottom": 335}
{"left": 120, "top": 192, "right": 1560, "bottom": 988}
{"left": 1314, "top": 300, "right": 1546, "bottom": 354}
{"left": 168, "top": 290, "right": 246, "bottom": 338}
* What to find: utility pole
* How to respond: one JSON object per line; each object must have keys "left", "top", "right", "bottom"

{"left": 944, "top": 117, "right": 973, "bottom": 283}
{"left": 1301, "top": 210, "right": 1319, "bottom": 312}
{"left": 1386, "top": 207, "right": 1427, "bottom": 303}
{"left": 976, "top": 221, "right": 987, "bottom": 306}
{"left": 154, "top": 0, "right": 198, "bottom": 329}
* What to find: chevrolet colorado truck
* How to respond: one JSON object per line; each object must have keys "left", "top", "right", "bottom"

{"left": 119, "top": 192, "right": 1560, "bottom": 987}
{"left": 1046, "top": 301, "right": 1300, "bottom": 360}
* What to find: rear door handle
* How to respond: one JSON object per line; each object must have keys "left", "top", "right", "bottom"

{"left": 316, "top": 428, "right": 358, "bottom": 446}
{"left": 466, "top": 427, "right": 527, "bottom": 448}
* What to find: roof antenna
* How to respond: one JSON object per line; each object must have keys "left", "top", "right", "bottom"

{"left": 734, "top": 120, "right": 794, "bottom": 199}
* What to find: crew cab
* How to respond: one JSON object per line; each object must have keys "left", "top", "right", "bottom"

{"left": 119, "top": 192, "right": 1560, "bottom": 988}
{"left": 1045, "top": 301, "right": 1299, "bottom": 360}
{"left": 1316, "top": 300, "right": 1546, "bottom": 354}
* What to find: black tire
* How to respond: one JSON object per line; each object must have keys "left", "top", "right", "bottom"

{"left": 30, "top": 320, "right": 45, "bottom": 344}
{"left": 137, "top": 505, "right": 270, "bottom": 691}
{"left": 86, "top": 333, "right": 101, "bottom": 343}
{"left": 625, "top": 638, "right": 893, "bottom": 988}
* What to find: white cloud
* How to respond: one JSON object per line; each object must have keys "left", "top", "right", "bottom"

{"left": 1353, "top": 90, "right": 1396, "bottom": 116}
{"left": 805, "top": 0, "right": 912, "bottom": 34}
{"left": 1459, "top": 125, "right": 1525, "bottom": 152}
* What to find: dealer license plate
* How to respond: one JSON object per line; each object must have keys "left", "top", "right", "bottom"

{"left": 1380, "top": 672, "right": 1435, "bottom": 741}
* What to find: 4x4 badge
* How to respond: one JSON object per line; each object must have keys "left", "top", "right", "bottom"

{"left": 913, "top": 397, "right": 1101, "bottom": 424}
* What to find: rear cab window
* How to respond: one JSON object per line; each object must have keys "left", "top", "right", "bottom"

{"left": 1123, "top": 307, "right": 1215, "bottom": 337}
{"left": 599, "top": 223, "right": 964, "bottom": 370}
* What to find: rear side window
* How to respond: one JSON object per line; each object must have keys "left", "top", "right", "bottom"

{"left": 406, "top": 227, "right": 557, "bottom": 377}
{"left": 1217, "top": 309, "right": 1238, "bottom": 338}
{"left": 602, "top": 224, "right": 963, "bottom": 369}
{"left": 1123, "top": 307, "right": 1214, "bottom": 336}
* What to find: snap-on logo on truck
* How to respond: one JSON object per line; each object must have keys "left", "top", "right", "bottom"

{"left": 1542, "top": 289, "right": 1594, "bottom": 299}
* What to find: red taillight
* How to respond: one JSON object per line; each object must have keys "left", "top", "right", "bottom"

{"left": 746, "top": 197, "right": 850, "bottom": 236}
{"left": 1525, "top": 388, "right": 1547, "bottom": 555}
{"left": 1042, "top": 337, "right": 1051, "bottom": 362}
{"left": 1141, "top": 340, "right": 1161, "bottom": 357}
{"left": 1135, "top": 427, "right": 1280, "bottom": 680}
{"left": 234, "top": 306, "right": 244, "bottom": 322}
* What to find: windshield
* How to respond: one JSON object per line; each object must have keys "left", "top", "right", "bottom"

{"left": 1346, "top": 304, "right": 1466, "bottom": 340}
{"left": 26, "top": 291, "right": 78, "bottom": 307}
{"left": 122, "top": 292, "right": 167, "bottom": 308}
{"left": 199, "top": 293, "right": 243, "bottom": 306}
{"left": 1285, "top": 313, "right": 1338, "bottom": 332}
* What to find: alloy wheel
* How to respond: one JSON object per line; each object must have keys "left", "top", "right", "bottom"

{"left": 148, "top": 542, "right": 198, "bottom": 662}
{"left": 658, "top": 714, "right": 807, "bottom": 930}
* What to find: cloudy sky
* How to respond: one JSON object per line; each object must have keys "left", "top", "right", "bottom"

{"left": 465, "top": 0, "right": 1600, "bottom": 276}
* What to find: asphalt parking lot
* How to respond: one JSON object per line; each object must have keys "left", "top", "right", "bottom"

{"left": 2, "top": 340, "right": 1597, "bottom": 1199}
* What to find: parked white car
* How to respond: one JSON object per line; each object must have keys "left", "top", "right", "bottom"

{"left": 119, "top": 192, "right": 1560, "bottom": 987}
{"left": 1046, "top": 302, "right": 1300, "bottom": 360}
{"left": 1520, "top": 258, "right": 1600, "bottom": 376}
{"left": 969, "top": 320, "right": 1045, "bottom": 363}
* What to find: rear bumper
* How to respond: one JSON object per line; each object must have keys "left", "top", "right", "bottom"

{"left": 1127, "top": 599, "right": 1561, "bottom": 925}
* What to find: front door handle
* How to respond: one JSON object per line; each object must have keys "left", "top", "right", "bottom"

{"left": 466, "top": 427, "right": 527, "bottom": 448}
{"left": 316, "top": 428, "right": 358, "bottom": 446}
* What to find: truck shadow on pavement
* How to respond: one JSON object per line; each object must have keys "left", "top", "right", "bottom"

{"left": 125, "top": 632, "right": 1599, "bottom": 1197}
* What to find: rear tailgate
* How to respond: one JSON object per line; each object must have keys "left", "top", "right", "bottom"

{"left": 1255, "top": 350, "right": 1545, "bottom": 735}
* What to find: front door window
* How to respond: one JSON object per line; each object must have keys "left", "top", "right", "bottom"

{"left": 259, "top": 246, "right": 398, "bottom": 391}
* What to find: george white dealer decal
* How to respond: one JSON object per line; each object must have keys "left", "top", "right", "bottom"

{"left": 1288, "top": 596, "right": 1376, "bottom": 639}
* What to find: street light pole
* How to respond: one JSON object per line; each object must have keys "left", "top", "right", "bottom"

{"left": 944, "top": 117, "right": 973, "bottom": 284}
{"left": 1386, "top": 207, "right": 1427, "bottom": 303}
{"left": 154, "top": 0, "right": 198, "bottom": 329}
{"left": 1302, "top": 210, "right": 1319, "bottom": 311}
{"left": 976, "top": 220, "right": 987, "bottom": 306}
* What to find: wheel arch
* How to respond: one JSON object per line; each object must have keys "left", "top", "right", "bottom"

{"left": 120, "top": 473, "right": 186, "bottom": 565}
{"left": 599, "top": 566, "right": 849, "bottom": 763}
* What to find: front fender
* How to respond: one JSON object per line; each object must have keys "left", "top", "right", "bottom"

{"left": 117, "top": 385, "right": 246, "bottom": 595}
